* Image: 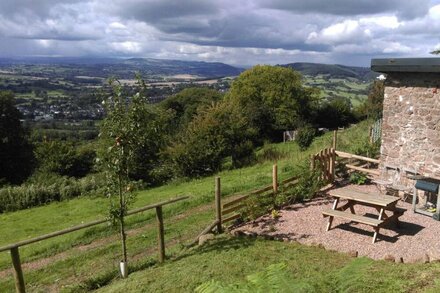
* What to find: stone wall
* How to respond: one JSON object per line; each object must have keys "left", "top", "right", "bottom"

{"left": 381, "top": 72, "right": 440, "bottom": 177}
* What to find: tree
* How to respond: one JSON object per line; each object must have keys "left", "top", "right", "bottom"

{"left": 0, "top": 91, "right": 34, "bottom": 185}
{"left": 98, "top": 79, "right": 153, "bottom": 277}
{"left": 315, "top": 98, "right": 355, "bottom": 129}
{"left": 226, "top": 65, "right": 319, "bottom": 142}
{"left": 160, "top": 87, "right": 222, "bottom": 131}
{"left": 34, "top": 140, "right": 95, "bottom": 178}
{"left": 167, "top": 99, "right": 256, "bottom": 177}
{"left": 356, "top": 80, "right": 384, "bottom": 120}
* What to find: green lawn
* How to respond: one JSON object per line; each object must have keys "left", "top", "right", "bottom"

{"left": 98, "top": 236, "right": 440, "bottom": 293}
{"left": 0, "top": 121, "right": 377, "bottom": 291}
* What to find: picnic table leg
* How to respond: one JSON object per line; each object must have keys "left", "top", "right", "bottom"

{"left": 326, "top": 198, "right": 339, "bottom": 231}
{"left": 372, "top": 208, "right": 385, "bottom": 243}
{"left": 349, "top": 202, "right": 355, "bottom": 214}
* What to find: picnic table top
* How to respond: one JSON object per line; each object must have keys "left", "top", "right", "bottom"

{"left": 328, "top": 188, "right": 400, "bottom": 207}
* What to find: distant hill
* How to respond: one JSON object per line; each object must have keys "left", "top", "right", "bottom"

{"left": 0, "top": 57, "right": 243, "bottom": 78}
{"left": 282, "top": 62, "right": 378, "bottom": 81}
{"left": 120, "top": 58, "right": 243, "bottom": 77}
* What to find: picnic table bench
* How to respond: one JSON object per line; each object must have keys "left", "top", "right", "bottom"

{"left": 322, "top": 188, "right": 406, "bottom": 243}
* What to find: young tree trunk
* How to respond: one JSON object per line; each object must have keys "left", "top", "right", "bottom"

{"left": 118, "top": 174, "right": 128, "bottom": 264}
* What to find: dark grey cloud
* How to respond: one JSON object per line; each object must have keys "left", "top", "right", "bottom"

{"left": 109, "top": 0, "right": 220, "bottom": 23}
{"left": 0, "top": 0, "right": 439, "bottom": 66}
{"left": 0, "top": 0, "right": 86, "bottom": 18}
{"left": 260, "top": 0, "right": 430, "bottom": 20}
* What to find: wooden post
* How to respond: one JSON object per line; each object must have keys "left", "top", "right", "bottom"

{"left": 215, "top": 177, "right": 222, "bottom": 233}
{"left": 272, "top": 164, "right": 278, "bottom": 194}
{"left": 11, "top": 247, "right": 25, "bottom": 293}
{"left": 155, "top": 206, "right": 165, "bottom": 263}
{"left": 332, "top": 130, "right": 337, "bottom": 150}
{"left": 330, "top": 148, "right": 336, "bottom": 182}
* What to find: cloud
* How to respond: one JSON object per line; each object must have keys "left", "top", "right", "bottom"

{"left": 260, "top": 0, "right": 430, "bottom": 20}
{"left": 0, "top": 0, "right": 438, "bottom": 66}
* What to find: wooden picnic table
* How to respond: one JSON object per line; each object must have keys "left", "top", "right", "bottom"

{"left": 322, "top": 188, "right": 406, "bottom": 243}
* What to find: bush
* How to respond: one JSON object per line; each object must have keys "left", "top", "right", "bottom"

{"left": 349, "top": 172, "right": 368, "bottom": 185}
{"left": 296, "top": 125, "right": 317, "bottom": 150}
{"left": 0, "top": 173, "right": 106, "bottom": 213}
{"left": 278, "top": 162, "right": 324, "bottom": 205}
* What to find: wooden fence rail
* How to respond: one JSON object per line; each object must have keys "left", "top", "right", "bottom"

{"left": 1, "top": 196, "right": 189, "bottom": 293}
{"left": 335, "top": 150, "right": 380, "bottom": 176}
{"left": 214, "top": 165, "right": 300, "bottom": 227}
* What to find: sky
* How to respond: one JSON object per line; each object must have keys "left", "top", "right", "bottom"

{"left": 1, "top": 0, "right": 440, "bottom": 66}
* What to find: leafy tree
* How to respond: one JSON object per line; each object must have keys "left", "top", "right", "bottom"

{"left": 167, "top": 100, "right": 256, "bottom": 177}
{"left": 356, "top": 80, "right": 384, "bottom": 120}
{"left": 226, "top": 65, "right": 319, "bottom": 141}
{"left": 98, "top": 79, "right": 152, "bottom": 276}
{"left": 34, "top": 140, "right": 96, "bottom": 178}
{"left": 316, "top": 98, "right": 355, "bottom": 128}
{"left": 0, "top": 91, "right": 34, "bottom": 185}
{"left": 160, "top": 87, "right": 222, "bottom": 131}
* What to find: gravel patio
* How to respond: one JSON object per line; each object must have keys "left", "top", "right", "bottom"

{"left": 232, "top": 184, "right": 440, "bottom": 263}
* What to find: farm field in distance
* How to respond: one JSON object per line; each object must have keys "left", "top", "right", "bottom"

{"left": 0, "top": 58, "right": 374, "bottom": 125}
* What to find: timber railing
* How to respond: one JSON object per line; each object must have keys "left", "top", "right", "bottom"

{"left": 335, "top": 150, "right": 380, "bottom": 176}
{"left": 0, "top": 196, "right": 188, "bottom": 293}
{"left": 186, "top": 164, "right": 300, "bottom": 245}
{"left": 218, "top": 165, "right": 299, "bottom": 227}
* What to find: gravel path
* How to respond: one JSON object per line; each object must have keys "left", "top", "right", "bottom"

{"left": 233, "top": 184, "right": 440, "bottom": 262}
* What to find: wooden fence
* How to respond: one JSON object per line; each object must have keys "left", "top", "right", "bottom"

{"left": 311, "top": 148, "right": 336, "bottom": 182}
{"left": 335, "top": 150, "right": 380, "bottom": 177}
{"left": 0, "top": 196, "right": 189, "bottom": 293}
{"left": 211, "top": 165, "right": 300, "bottom": 230}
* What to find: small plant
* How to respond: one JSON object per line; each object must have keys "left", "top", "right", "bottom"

{"left": 349, "top": 172, "right": 368, "bottom": 185}
{"left": 270, "top": 209, "right": 280, "bottom": 219}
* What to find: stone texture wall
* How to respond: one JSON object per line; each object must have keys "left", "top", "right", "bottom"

{"left": 381, "top": 72, "right": 440, "bottom": 177}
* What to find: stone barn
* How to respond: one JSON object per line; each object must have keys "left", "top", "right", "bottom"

{"left": 371, "top": 58, "right": 440, "bottom": 178}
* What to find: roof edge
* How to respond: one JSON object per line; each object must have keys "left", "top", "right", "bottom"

{"left": 371, "top": 58, "right": 440, "bottom": 73}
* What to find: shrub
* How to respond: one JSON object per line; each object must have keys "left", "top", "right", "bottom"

{"left": 0, "top": 173, "right": 106, "bottom": 213}
{"left": 349, "top": 172, "right": 368, "bottom": 185}
{"left": 296, "top": 125, "right": 317, "bottom": 150}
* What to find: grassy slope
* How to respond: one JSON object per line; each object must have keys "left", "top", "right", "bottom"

{"left": 0, "top": 121, "right": 394, "bottom": 291}
{"left": 98, "top": 236, "right": 440, "bottom": 293}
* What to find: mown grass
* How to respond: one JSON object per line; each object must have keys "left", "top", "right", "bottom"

{"left": 0, "top": 121, "right": 373, "bottom": 291}
{"left": 97, "top": 236, "right": 440, "bottom": 293}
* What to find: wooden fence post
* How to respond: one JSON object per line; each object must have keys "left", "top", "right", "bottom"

{"left": 330, "top": 148, "right": 336, "bottom": 182}
{"left": 11, "top": 247, "right": 25, "bottom": 293}
{"left": 155, "top": 206, "right": 165, "bottom": 263}
{"left": 332, "top": 130, "right": 338, "bottom": 150}
{"left": 272, "top": 164, "right": 278, "bottom": 194}
{"left": 215, "top": 177, "right": 222, "bottom": 233}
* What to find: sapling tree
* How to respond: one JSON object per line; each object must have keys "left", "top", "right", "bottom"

{"left": 98, "top": 78, "right": 149, "bottom": 276}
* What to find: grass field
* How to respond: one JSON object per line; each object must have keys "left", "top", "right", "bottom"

{"left": 0, "top": 121, "right": 412, "bottom": 292}
{"left": 304, "top": 74, "right": 370, "bottom": 107}
{"left": 98, "top": 236, "right": 440, "bottom": 293}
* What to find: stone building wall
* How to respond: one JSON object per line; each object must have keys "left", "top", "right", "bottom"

{"left": 381, "top": 72, "right": 440, "bottom": 177}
